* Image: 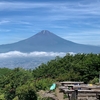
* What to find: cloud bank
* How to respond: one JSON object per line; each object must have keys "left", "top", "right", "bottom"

{"left": 0, "top": 51, "right": 75, "bottom": 58}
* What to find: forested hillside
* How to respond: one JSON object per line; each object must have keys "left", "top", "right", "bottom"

{"left": 33, "top": 53, "right": 100, "bottom": 83}
{"left": 0, "top": 53, "right": 100, "bottom": 100}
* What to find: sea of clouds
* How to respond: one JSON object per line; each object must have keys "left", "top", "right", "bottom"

{"left": 0, "top": 51, "right": 69, "bottom": 58}
{"left": 0, "top": 51, "right": 75, "bottom": 69}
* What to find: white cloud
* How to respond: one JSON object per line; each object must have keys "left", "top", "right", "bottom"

{"left": 0, "top": 20, "right": 10, "bottom": 25}
{"left": 63, "top": 30, "right": 100, "bottom": 45}
{"left": 1, "top": 1, "right": 100, "bottom": 22}
{"left": 0, "top": 51, "right": 71, "bottom": 58}
{"left": 0, "top": 29, "right": 10, "bottom": 32}
{"left": 0, "top": 1, "right": 100, "bottom": 16}
{"left": 0, "top": 2, "right": 52, "bottom": 10}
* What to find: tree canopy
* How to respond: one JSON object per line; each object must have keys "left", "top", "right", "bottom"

{"left": 0, "top": 53, "right": 100, "bottom": 99}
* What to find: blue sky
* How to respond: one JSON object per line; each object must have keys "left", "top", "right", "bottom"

{"left": 0, "top": 0, "right": 100, "bottom": 46}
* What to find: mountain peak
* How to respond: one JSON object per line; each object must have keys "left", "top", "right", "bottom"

{"left": 41, "top": 30, "right": 50, "bottom": 34}
{"left": 34, "top": 30, "right": 55, "bottom": 37}
{"left": 39, "top": 30, "right": 53, "bottom": 35}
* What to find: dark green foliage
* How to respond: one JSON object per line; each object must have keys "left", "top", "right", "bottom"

{"left": 0, "top": 67, "right": 54, "bottom": 99}
{"left": 0, "top": 53, "right": 100, "bottom": 99}
{"left": 34, "top": 78, "right": 54, "bottom": 91}
{"left": 0, "top": 67, "right": 38, "bottom": 100}
{"left": 0, "top": 68, "right": 12, "bottom": 77}
{"left": 33, "top": 53, "right": 100, "bottom": 83}
{"left": 16, "top": 84, "right": 37, "bottom": 100}
{"left": 4, "top": 87, "right": 15, "bottom": 100}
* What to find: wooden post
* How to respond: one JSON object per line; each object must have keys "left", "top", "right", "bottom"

{"left": 96, "top": 93, "right": 100, "bottom": 100}
{"left": 70, "top": 90, "right": 78, "bottom": 100}
{"left": 75, "top": 90, "right": 78, "bottom": 100}
{"left": 68, "top": 93, "right": 70, "bottom": 100}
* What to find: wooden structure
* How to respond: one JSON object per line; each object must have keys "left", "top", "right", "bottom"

{"left": 59, "top": 81, "right": 100, "bottom": 100}
{"left": 60, "top": 81, "right": 84, "bottom": 86}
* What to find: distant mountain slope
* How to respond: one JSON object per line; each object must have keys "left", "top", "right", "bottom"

{"left": 0, "top": 30, "right": 100, "bottom": 53}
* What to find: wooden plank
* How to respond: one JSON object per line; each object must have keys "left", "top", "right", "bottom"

{"left": 60, "top": 81, "right": 84, "bottom": 84}
{"left": 73, "top": 85, "right": 100, "bottom": 89}
{"left": 59, "top": 86, "right": 68, "bottom": 89}
{"left": 78, "top": 93, "right": 100, "bottom": 97}
{"left": 59, "top": 85, "right": 100, "bottom": 89}
{"left": 64, "top": 89, "right": 100, "bottom": 93}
